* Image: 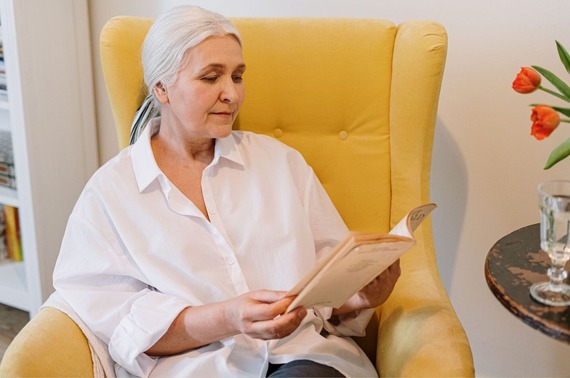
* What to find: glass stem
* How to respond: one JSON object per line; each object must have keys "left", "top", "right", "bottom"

{"left": 548, "top": 265, "right": 568, "bottom": 287}
{"left": 549, "top": 220, "right": 570, "bottom": 288}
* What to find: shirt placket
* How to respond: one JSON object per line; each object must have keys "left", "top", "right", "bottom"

{"left": 202, "top": 169, "right": 251, "bottom": 295}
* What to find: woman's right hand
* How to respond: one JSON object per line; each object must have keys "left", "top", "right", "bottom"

{"left": 225, "top": 290, "right": 307, "bottom": 340}
{"left": 146, "top": 290, "right": 307, "bottom": 356}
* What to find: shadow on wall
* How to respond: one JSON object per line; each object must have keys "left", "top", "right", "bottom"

{"left": 430, "top": 117, "right": 468, "bottom": 293}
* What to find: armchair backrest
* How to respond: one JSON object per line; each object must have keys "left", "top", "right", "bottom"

{"left": 100, "top": 16, "right": 446, "bottom": 234}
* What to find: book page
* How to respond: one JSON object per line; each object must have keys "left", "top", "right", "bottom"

{"left": 286, "top": 237, "right": 413, "bottom": 311}
{"left": 388, "top": 203, "right": 437, "bottom": 238}
{"left": 285, "top": 203, "right": 436, "bottom": 313}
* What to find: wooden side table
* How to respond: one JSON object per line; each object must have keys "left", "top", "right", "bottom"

{"left": 485, "top": 224, "right": 570, "bottom": 343}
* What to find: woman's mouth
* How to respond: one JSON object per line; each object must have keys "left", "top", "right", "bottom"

{"left": 211, "top": 111, "right": 232, "bottom": 117}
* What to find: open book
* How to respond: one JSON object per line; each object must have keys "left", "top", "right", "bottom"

{"left": 285, "top": 203, "right": 437, "bottom": 313}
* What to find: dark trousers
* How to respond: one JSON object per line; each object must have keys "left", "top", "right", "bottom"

{"left": 266, "top": 359, "right": 345, "bottom": 377}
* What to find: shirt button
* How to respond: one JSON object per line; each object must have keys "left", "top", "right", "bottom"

{"left": 274, "top": 128, "right": 283, "bottom": 138}
{"left": 227, "top": 258, "right": 235, "bottom": 265}
{"left": 209, "top": 208, "right": 216, "bottom": 215}
{"left": 339, "top": 130, "right": 348, "bottom": 140}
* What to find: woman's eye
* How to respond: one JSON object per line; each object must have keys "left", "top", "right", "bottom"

{"left": 232, "top": 75, "right": 243, "bottom": 83}
{"left": 202, "top": 76, "right": 218, "bottom": 83}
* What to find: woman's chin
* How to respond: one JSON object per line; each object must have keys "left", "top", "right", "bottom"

{"left": 212, "top": 125, "right": 233, "bottom": 139}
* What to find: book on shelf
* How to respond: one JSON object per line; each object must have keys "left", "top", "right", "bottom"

{"left": 0, "top": 173, "right": 15, "bottom": 189}
{"left": 3, "top": 204, "right": 22, "bottom": 262}
{"left": 0, "top": 53, "right": 6, "bottom": 102}
{"left": 0, "top": 161, "right": 14, "bottom": 177}
{"left": 0, "top": 130, "right": 15, "bottom": 189}
{"left": 0, "top": 204, "right": 6, "bottom": 262}
{"left": 285, "top": 203, "right": 436, "bottom": 313}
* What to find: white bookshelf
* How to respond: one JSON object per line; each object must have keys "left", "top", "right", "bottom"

{"left": 0, "top": 0, "right": 98, "bottom": 316}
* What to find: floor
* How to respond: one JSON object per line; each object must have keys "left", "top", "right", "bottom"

{"left": 0, "top": 303, "right": 29, "bottom": 362}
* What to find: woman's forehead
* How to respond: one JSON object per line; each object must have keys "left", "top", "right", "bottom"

{"left": 182, "top": 35, "right": 245, "bottom": 71}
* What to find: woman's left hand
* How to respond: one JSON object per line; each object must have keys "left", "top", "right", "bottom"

{"left": 333, "top": 259, "right": 401, "bottom": 315}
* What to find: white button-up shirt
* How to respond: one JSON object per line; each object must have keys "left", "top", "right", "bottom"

{"left": 53, "top": 119, "right": 377, "bottom": 377}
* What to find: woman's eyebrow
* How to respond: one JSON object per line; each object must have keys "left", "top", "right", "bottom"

{"left": 199, "top": 63, "right": 247, "bottom": 73}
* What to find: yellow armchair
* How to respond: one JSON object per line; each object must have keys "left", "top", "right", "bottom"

{"left": 0, "top": 16, "right": 474, "bottom": 377}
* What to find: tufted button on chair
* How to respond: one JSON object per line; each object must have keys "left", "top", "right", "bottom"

{"left": 0, "top": 16, "right": 474, "bottom": 377}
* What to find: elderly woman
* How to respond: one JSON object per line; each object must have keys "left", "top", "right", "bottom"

{"left": 53, "top": 5, "right": 400, "bottom": 377}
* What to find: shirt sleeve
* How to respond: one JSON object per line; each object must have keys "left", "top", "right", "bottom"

{"left": 53, "top": 208, "right": 189, "bottom": 377}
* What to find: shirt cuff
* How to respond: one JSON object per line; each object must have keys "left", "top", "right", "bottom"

{"left": 109, "top": 291, "right": 189, "bottom": 377}
{"left": 316, "top": 307, "right": 375, "bottom": 337}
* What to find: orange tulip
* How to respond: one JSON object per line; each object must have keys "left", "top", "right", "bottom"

{"left": 512, "top": 67, "right": 542, "bottom": 94}
{"left": 530, "top": 105, "right": 560, "bottom": 140}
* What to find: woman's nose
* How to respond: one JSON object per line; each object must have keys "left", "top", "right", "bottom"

{"left": 220, "top": 78, "right": 239, "bottom": 103}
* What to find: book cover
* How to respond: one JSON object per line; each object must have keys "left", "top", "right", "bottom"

{"left": 285, "top": 203, "right": 436, "bottom": 312}
{"left": 4, "top": 205, "right": 22, "bottom": 261}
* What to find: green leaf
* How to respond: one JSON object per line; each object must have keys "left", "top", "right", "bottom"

{"left": 552, "top": 106, "right": 570, "bottom": 118}
{"left": 556, "top": 41, "right": 570, "bottom": 75}
{"left": 529, "top": 104, "right": 570, "bottom": 117}
{"left": 544, "top": 137, "right": 570, "bottom": 169}
{"left": 532, "top": 65, "right": 570, "bottom": 99}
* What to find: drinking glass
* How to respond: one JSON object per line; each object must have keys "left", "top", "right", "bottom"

{"left": 530, "top": 180, "right": 570, "bottom": 306}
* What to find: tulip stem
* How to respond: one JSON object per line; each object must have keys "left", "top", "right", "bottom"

{"left": 539, "top": 86, "right": 570, "bottom": 102}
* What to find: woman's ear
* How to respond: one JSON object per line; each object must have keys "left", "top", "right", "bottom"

{"left": 154, "top": 82, "right": 169, "bottom": 104}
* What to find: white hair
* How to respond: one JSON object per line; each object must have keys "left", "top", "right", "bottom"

{"left": 142, "top": 5, "right": 242, "bottom": 106}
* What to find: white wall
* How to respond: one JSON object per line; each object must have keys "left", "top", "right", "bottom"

{"left": 88, "top": 1, "right": 570, "bottom": 376}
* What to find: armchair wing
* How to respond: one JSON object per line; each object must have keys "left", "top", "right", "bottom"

{"left": 376, "top": 21, "right": 474, "bottom": 377}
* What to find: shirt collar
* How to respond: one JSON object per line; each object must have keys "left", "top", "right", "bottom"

{"left": 212, "top": 130, "right": 244, "bottom": 168}
{"left": 131, "top": 117, "right": 245, "bottom": 193}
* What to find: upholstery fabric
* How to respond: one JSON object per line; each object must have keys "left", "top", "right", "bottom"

{"left": 0, "top": 16, "right": 475, "bottom": 377}
{"left": 0, "top": 307, "right": 93, "bottom": 377}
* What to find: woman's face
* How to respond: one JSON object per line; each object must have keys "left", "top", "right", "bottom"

{"left": 157, "top": 35, "right": 246, "bottom": 142}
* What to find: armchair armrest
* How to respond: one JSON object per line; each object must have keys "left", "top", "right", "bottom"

{"left": 0, "top": 307, "right": 93, "bottom": 377}
{"left": 376, "top": 238, "right": 475, "bottom": 377}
